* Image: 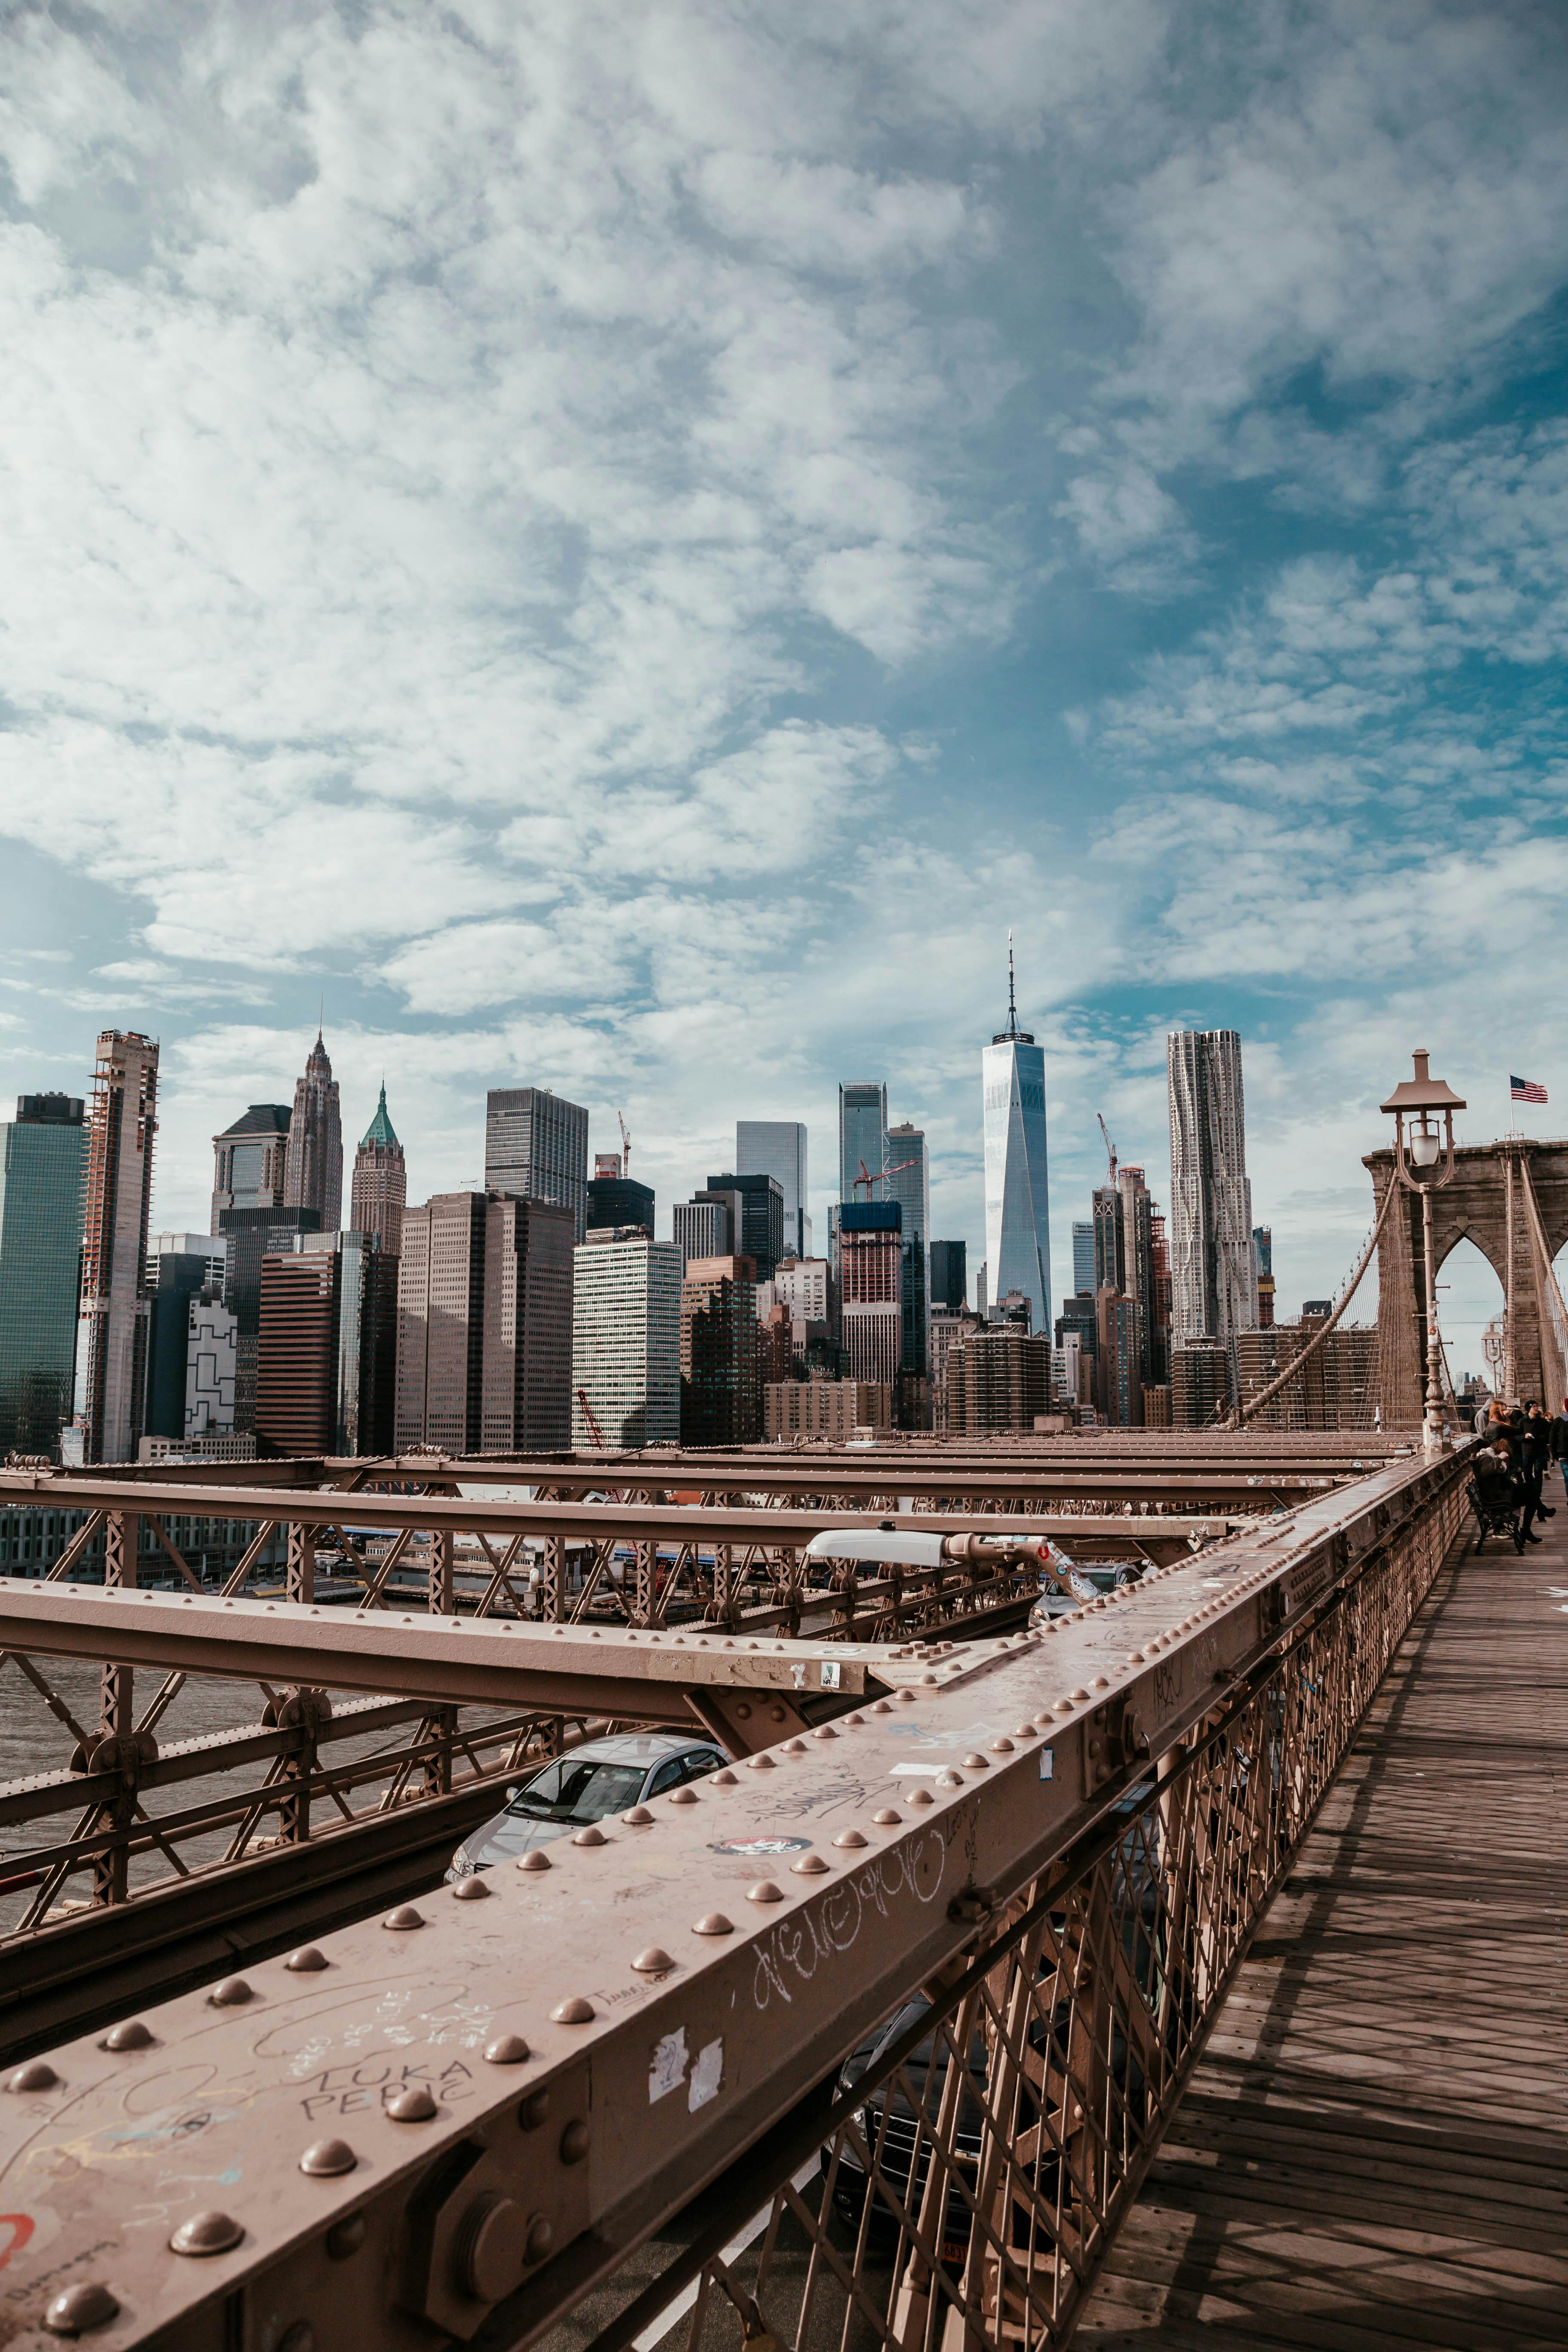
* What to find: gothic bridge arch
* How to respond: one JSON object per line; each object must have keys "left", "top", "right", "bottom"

{"left": 1363, "top": 1138, "right": 1568, "bottom": 1423}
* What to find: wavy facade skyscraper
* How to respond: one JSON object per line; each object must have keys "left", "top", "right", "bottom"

{"left": 1167, "top": 1028, "right": 1256, "bottom": 1357}
{"left": 982, "top": 943, "right": 1050, "bottom": 1337}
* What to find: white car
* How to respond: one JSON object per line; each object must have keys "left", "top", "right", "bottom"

{"left": 446, "top": 1729, "right": 729, "bottom": 1877}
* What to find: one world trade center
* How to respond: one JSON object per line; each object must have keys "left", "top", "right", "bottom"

{"left": 982, "top": 940, "right": 1050, "bottom": 1333}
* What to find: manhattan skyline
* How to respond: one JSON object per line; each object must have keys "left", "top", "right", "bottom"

{"left": 1, "top": 4, "right": 1565, "bottom": 1386}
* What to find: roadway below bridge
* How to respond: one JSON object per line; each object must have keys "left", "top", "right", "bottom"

{"left": 1075, "top": 1485, "right": 1568, "bottom": 2348}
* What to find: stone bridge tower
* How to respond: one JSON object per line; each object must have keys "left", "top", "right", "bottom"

{"left": 1363, "top": 1137, "right": 1568, "bottom": 1424}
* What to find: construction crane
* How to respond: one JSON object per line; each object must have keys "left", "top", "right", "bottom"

{"left": 851, "top": 1157, "right": 918, "bottom": 1200}
{"left": 576, "top": 1387, "right": 609, "bottom": 1450}
{"left": 616, "top": 1111, "right": 631, "bottom": 1176}
{"left": 1097, "top": 1113, "right": 1117, "bottom": 1183}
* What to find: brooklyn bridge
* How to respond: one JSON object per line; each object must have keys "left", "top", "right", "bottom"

{"left": 0, "top": 1129, "right": 1564, "bottom": 2352}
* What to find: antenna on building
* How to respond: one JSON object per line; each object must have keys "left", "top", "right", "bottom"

{"left": 1006, "top": 930, "right": 1018, "bottom": 1039}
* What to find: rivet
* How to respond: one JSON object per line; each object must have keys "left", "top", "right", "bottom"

{"left": 455, "top": 2192, "right": 524, "bottom": 2303}
{"left": 560, "top": 2118, "right": 591, "bottom": 2165}
{"left": 920, "top": 1675, "right": 938, "bottom": 1687}
{"left": 170, "top": 2208, "right": 245, "bottom": 2258}
{"left": 961, "top": 1754, "right": 989, "bottom": 1770}
{"left": 832, "top": 1829, "right": 867, "bottom": 1848}
{"left": 209, "top": 1976, "right": 253, "bottom": 2006}
{"left": 285, "top": 1945, "right": 329, "bottom": 1972}
{"left": 550, "top": 1996, "right": 595, "bottom": 2023}
{"left": 1126, "top": 1650, "right": 1147, "bottom": 1664}
{"left": 300, "top": 2138, "right": 357, "bottom": 2177}
{"left": 101, "top": 2019, "right": 154, "bottom": 2051}
{"left": 791, "top": 1854, "right": 829, "bottom": 1874}
{"left": 746, "top": 1880, "right": 784, "bottom": 1902}
{"left": 871, "top": 1808, "right": 901, "bottom": 1825}
{"left": 519, "top": 2088, "right": 551, "bottom": 2131}
{"left": 692, "top": 1913, "right": 734, "bottom": 1935}
{"left": 895, "top": 1690, "right": 917, "bottom": 1703}
{"left": 277, "top": 2326, "right": 316, "bottom": 2352}
{"left": 843, "top": 1712, "right": 865, "bottom": 1726}
{"left": 934, "top": 1769, "right": 964, "bottom": 1788}
{"left": 746, "top": 1755, "right": 776, "bottom": 1770}
{"left": 781, "top": 1739, "right": 806, "bottom": 1753}
{"left": 1070, "top": 1689, "right": 1091, "bottom": 1703}
{"left": 622, "top": 1804, "right": 655, "bottom": 1824}
{"left": 43, "top": 2282, "right": 119, "bottom": 2335}
{"left": 632, "top": 1947, "right": 676, "bottom": 1972}
{"left": 1014, "top": 1724, "right": 1037, "bottom": 1738}
{"left": 7, "top": 2059, "right": 59, "bottom": 2092}
{"left": 870, "top": 1701, "right": 892, "bottom": 1715}
{"left": 325, "top": 2213, "right": 367, "bottom": 2260}
{"left": 906, "top": 1787, "right": 934, "bottom": 1807}
{"left": 989, "top": 1738, "right": 1015, "bottom": 1754}
{"left": 667, "top": 1788, "right": 698, "bottom": 1806}
{"left": 484, "top": 2033, "right": 530, "bottom": 2065}
{"left": 386, "top": 2086, "right": 437, "bottom": 2122}
{"left": 811, "top": 1725, "right": 838, "bottom": 1739}
{"left": 518, "top": 1850, "right": 552, "bottom": 1872}
{"left": 382, "top": 1904, "right": 424, "bottom": 1930}
{"left": 526, "top": 2213, "right": 555, "bottom": 2265}
{"left": 710, "top": 1769, "right": 738, "bottom": 1785}
{"left": 572, "top": 1824, "right": 607, "bottom": 1845}
{"left": 453, "top": 1874, "right": 490, "bottom": 1901}
{"left": 1091, "top": 1676, "right": 1110, "bottom": 1690}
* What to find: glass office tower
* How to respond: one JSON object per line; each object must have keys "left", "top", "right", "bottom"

{"left": 736, "top": 1121, "right": 809, "bottom": 1260}
{"left": 981, "top": 949, "right": 1050, "bottom": 1341}
{"left": 1167, "top": 1029, "right": 1255, "bottom": 1351}
{"left": 886, "top": 1121, "right": 930, "bottom": 1377}
{"left": 838, "top": 1082, "right": 887, "bottom": 1203}
{"left": 0, "top": 1095, "right": 88, "bottom": 1458}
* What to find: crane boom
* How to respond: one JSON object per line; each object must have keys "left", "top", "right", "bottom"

{"left": 1097, "top": 1113, "right": 1117, "bottom": 1182}
{"left": 851, "top": 1157, "right": 918, "bottom": 1200}
{"left": 616, "top": 1111, "right": 631, "bottom": 1175}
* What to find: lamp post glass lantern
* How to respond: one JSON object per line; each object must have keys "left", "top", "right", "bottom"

{"left": 1379, "top": 1050, "right": 1467, "bottom": 1452}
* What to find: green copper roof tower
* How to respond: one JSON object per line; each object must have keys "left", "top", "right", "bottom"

{"left": 349, "top": 1083, "right": 407, "bottom": 1255}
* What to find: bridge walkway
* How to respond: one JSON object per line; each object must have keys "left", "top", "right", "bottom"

{"left": 1075, "top": 1492, "right": 1568, "bottom": 2349}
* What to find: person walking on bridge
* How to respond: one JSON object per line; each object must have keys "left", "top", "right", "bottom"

{"left": 1552, "top": 1396, "right": 1568, "bottom": 1503}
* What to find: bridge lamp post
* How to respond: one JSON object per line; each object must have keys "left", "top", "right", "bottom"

{"left": 1380, "top": 1050, "right": 1466, "bottom": 1454}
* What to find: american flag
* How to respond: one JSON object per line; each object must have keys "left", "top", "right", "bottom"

{"left": 1510, "top": 1075, "right": 1548, "bottom": 1105}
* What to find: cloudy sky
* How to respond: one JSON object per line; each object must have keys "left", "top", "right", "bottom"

{"left": 3, "top": 0, "right": 1566, "bottom": 1374}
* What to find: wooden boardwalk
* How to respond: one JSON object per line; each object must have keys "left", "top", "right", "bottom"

{"left": 1075, "top": 1494, "right": 1568, "bottom": 2349}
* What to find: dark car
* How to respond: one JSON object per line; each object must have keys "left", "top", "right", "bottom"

{"left": 446, "top": 1730, "right": 728, "bottom": 1877}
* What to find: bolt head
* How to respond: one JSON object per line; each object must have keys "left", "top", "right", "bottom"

{"left": 169, "top": 2209, "right": 245, "bottom": 2257}
{"left": 691, "top": 1912, "right": 734, "bottom": 1935}
{"left": 285, "top": 1945, "right": 328, "bottom": 1972}
{"left": 906, "top": 1787, "right": 934, "bottom": 1807}
{"left": 961, "top": 1754, "right": 990, "bottom": 1770}
{"left": 386, "top": 2085, "right": 437, "bottom": 2122}
{"left": 666, "top": 1788, "right": 698, "bottom": 1806}
{"left": 745, "top": 1754, "right": 776, "bottom": 1770}
{"left": 988, "top": 1738, "right": 1015, "bottom": 1754}
{"left": 484, "top": 2032, "right": 531, "bottom": 2064}
{"left": 559, "top": 2118, "right": 591, "bottom": 2164}
{"left": 631, "top": 1947, "right": 676, "bottom": 1973}
{"left": 277, "top": 2327, "right": 316, "bottom": 2352}
{"left": 934, "top": 1769, "right": 963, "bottom": 1788}
{"left": 622, "top": 1805, "right": 655, "bottom": 1824}
{"left": 517, "top": 1850, "right": 552, "bottom": 1872}
{"left": 746, "top": 1880, "right": 784, "bottom": 1902}
{"left": 208, "top": 1976, "right": 253, "bottom": 2006}
{"left": 325, "top": 2213, "right": 367, "bottom": 2260}
{"left": 549, "top": 1996, "right": 595, "bottom": 2023}
{"left": 43, "top": 2282, "right": 119, "bottom": 2336}
{"left": 519, "top": 2088, "right": 551, "bottom": 2130}
{"left": 572, "top": 1824, "right": 607, "bottom": 1845}
{"left": 300, "top": 2138, "right": 357, "bottom": 2177}
{"left": 811, "top": 1725, "right": 838, "bottom": 1739}
{"left": 780, "top": 1739, "right": 806, "bottom": 1753}
{"left": 101, "top": 2019, "right": 154, "bottom": 2052}
{"left": 709, "top": 1769, "right": 738, "bottom": 1785}
{"left": 791, "top": 1853, "right": 830, "bottom": 1874}
{"left": 381, "top": 1904, "right": 424, "bottom": 1930}
{"left": 870, "top": 1808, "right": 901, "bottom": 1825}
{"left": 7, "top": 2059, "right": 59, "bottom": 2093}
{"left": 453, "top": 1874, "right": 490, "bottom": 1901}
{"left": 832, "top": 1829, "right": 867, "bottom": 1849}
{"left": 525, "top": 2213, "right": 555, "bottom": 2265}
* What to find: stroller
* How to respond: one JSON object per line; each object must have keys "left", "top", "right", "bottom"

{"left": 1468, "top": 1461, "right": 1525, "bottom": 1553}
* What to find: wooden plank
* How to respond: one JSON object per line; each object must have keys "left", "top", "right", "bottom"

{"left": 1075, "top": 1518, "right": 1568, "bottom": 2349}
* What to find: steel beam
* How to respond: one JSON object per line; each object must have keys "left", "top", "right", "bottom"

{"left": 0, "top": 1446, "right": 1467, "bottom": 2352}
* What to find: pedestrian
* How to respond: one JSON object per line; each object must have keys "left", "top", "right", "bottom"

{"left": 1553, "top": 1395, "right": 1568, "bottom": 1503}
{"left": 1525, "top": 1403, "right": 1557, "bottom": 1518}
{"left": 1473, "top": 1428, "right": 1529, "bottom": 1551}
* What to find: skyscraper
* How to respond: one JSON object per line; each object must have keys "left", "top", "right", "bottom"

{"left": 838, "top": 1082, "right": 887, "bottom": 1204}
{"left": 350, "top": 1084, "right": 406, "bottom": 1254}
{"left": 572, "top": 1235, "right": 682, "bottom": 1448}
{"left": 737, "top": 1121, "right": 810, "bottom": 1260}
{"left": 218, "top": 1206, "right": 321, "bottom": 1436}
{"left": 1071, "top": 1221, "right": 1095, "bottom": 1298}
{"left": 395, "top": 1191, "right": 572, "bottom": 1454}
{"left": 680, "top": 1255, "right": 760, "bottom": 1444}
{"left": 982, "top": 943, "right": 1050, "bottom": 1340}
{"left": 586, "top": 1160, "right": 655, "bottom": 1238}
{"left": 485, "top": 1088, "right": 589, "bottom": 1242}
{"left": 211, "top": 1104, "right": 291, "bottom": 1228}
{"left": 838, "top": 1200, "right": 902, "bottom": 1384}
{"left": 0, "top": 1094, "right": 88, "bottom": 1459}
{"left": 886, "top": 1121, "right": 930, "bottom": 1379}
{"left": 283, "top": 1032, "right": 343, "bottom": 1232}
{"left": 929, "top": 1239, "right": 967, "bottom": 1314}
{"left": 1167, "top": 1029, "right": 1256, "bottom": 1365}
{"left": 77, "top": 1032, "right": 159, "bottom": 1465}
{"left": 1254, "top": 1224, "right": 1275, "bottom": 1328}
{"left": 703, "top": 1172, "right": 783, "bottom": 1282}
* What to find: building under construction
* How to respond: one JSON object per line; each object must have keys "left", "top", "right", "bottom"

{"left": 1236, "top": 1309, "right": 1379, "bottom": 1429}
